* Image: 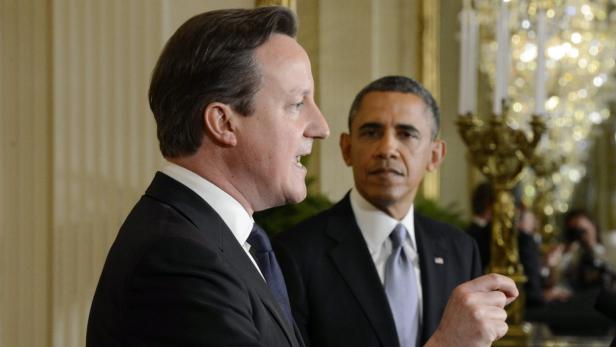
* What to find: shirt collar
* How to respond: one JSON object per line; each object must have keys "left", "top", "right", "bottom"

{"left": 472, "top": 216, "right": 489, "bottom": 228}
{"left": 350, "top": 188, "right": 416, "bottom": 254}
{"left": 160, "top": 162, "right": 254, "bottom": 246}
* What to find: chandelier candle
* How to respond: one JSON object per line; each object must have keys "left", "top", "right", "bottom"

{"left": 458, "top": 0, "right": 478, "bottom": 115}
{"left": 534, "top": 9, "right": 547, "bottom": 116}
{"left": 494, "top": 0, "right": 510, "bottom": 116}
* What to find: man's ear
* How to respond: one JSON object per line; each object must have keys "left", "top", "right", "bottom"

{"left": 203, "top": 103, "right": 237, "bottom": 147}
{"left": 339, "top": 133, "right": 353, "bottom": 166}
{"left": 427, "top": 139, "right": 446, "bottom": 172}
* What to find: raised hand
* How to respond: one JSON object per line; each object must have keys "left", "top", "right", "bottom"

{"left": 425, "top": 273, "right": 518, "bottom": 347}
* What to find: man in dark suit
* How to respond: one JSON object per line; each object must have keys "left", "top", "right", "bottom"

{"left": 275, "top": 76, "right": 518, "bottom": 347}
{"left": 466, "top": 182, "right": 494, "bottom": 269}
{"left": 595, "top": 287, "right": 616, "bottom": 347}
{"left": 467, "top": 182, "right": 546, "bottom": 307}
{"left": 86, "top": 7, "right": 329, "bottom": 346}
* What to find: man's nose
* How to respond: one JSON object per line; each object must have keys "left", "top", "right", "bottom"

{"left": 375, "top": 131, "right": 398, "bottom": 159}
{"left": 306, "top": 103, "right": 330, "bottom": 139}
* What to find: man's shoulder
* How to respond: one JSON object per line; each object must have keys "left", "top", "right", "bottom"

{"left": 415, "top": 212, "right": 459, "bottom": 231}
{"left": 274, "top": 196, "right": 353, "bottom": 247}
{"left": 415, "top": 212, "right": 474, "bottom": 244}
{"left": 415, "top": 213, "right": 481, "bottom": 278}
{"left": 106, "top": 195, "right": 223, "bottom": 275}
{"left": 101, "top": 184, "right": 234, "bottom": 291}
{"left": 120, "top": 194, "right": 204, "bottom": 242}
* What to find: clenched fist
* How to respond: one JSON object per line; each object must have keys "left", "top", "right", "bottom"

{"left": 425, "top": 273, "right": 518, "bottom": 347}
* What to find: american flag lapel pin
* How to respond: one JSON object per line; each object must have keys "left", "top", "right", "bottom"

{"left": 434, "top": 257, "right": 444, "bottom": 264}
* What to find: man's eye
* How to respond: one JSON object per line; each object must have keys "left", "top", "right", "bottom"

{"left": 399, "top": 131, "right": 419, "bottom": 139}
{"left": 360, "top": 130, "right": 380, "bottom": 138}
{"left": 294, "top": 101, "right": 304, "bottom": 109}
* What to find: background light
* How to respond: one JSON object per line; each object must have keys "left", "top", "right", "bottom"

{"left": 474, "top": 0, "right": 616, "bottom": 212}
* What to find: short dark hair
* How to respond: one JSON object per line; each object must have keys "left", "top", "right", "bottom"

{"left": 471, "top": 182, "right": 494, "bottom": 216}
{"left": 563, "top": 208, "right": 601, "bottom": 243}
{"left": 564, "top": 208, "right": 595, "bottom": 226}
{"left": 347, "top": 75, "right": 440, "bottom": 138}
{"left": 149, "top": 7, "right": 297, "bottom": 158}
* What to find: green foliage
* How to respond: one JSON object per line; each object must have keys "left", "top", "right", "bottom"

{"left": 254, "top": 177, "right": 333, "bottom": 235}
{"left": 256, "top": 192, "right": 467, "bottom": 235}
{"left": 414, "top": 197, "right": 467, "bottom": 230}
{"left": 255, "top": 152, "right": 466, "bottom": 234}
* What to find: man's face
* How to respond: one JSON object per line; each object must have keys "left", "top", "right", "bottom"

{"left": 340, "top": 91, "right": 444, "bottom": 219}
{"left": 234, "top": 34, "right": 329, "bottom": 211}
{"left": 568, "top": 215, "right": 598, "bottom": 248}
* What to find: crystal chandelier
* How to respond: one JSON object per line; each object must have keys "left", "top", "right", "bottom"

{"left": 473, "top": 0, "right": 616, "bottom": 213}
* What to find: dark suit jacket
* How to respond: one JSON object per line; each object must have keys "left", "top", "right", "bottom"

{"left": 87, "top": 172, "right": 303, "bottom": 347}
{"left": 466, "top": 221, "right": 491, "bottom": 270}
{"left": 274, "top": 194, "right": 482, "bottom": 347}
{"left": 595, "top": 287, "right": 616, "bottom": 347}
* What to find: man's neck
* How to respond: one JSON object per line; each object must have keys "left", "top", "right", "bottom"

{"left": 167, "top": 155, "right": 255, "bottom": 215}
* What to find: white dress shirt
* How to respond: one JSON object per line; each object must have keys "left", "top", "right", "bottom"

{"left": 350, "top": 188, "right": 424, "bottom": 324}
{"left": 160, "top": 162, "right": 263, "bottom": 277}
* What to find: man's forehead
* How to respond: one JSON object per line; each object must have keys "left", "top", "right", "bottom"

{"left": 359, "top": 91, "right": 426, "bottom": 109}
{"left": 254, "top": 34, "right": 313, "bottom": 91}
{"left": 255, "top": 34, "right": 306, "bottom": 67}
{"left": 353, "top": 93, "right": 432, "bottom": 127}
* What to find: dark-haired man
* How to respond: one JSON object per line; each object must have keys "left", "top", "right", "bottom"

{"left": 562, "top": 209, "right": 611, "bottom": 290}
{"left": 467, "top": 181, "right": 494, "bottom": 269}
{"left": 275, "top": 76, "right": 517, "bottom": 347}
{"left": 87, "top": 7, "right": 328, "bottom": 346}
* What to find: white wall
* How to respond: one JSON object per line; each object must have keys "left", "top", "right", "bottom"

{"left": 0, "top": 0, "right": 51, "bottom": 346}
{"left": 51, "top": 1, "right": 164, "bottom": 345}
{"left": 317, "top": 0, "right": 419, "bottom": 202}
{"left": 1, "top": 1, "right": 253, "bottom": 346}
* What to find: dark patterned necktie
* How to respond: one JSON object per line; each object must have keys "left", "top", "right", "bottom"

{"left": 248, "top": 223, "right": 293, "bottom": 325}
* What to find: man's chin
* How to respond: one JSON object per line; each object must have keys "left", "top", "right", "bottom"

{"left": 362, "top": 190, "right": 402, "bottom": 207}
{"left": 262, "top": 187, "right": 307, "bottom": 209}
{"left": 253, "top": 186, "right": 307, "bottom": 212}
{"left": 285, "top": 186, "right": 308, "bottom": 205}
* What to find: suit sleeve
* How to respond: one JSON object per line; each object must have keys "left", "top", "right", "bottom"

{"left": 124, "top": 236, "right": 263, "bottom": 347}
{"left": 273, "top": 238, "right": 312, "bottom": 347}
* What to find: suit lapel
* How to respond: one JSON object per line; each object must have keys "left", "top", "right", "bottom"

{"left": 146, "top": 172, "right": 300, "bottom": 347}
{"left": 326, "top": 196, "right": 399, "bottom": 347}
{"left": 292, "top": 318, "right": 306, "bottom": 347}
{"left": 414, "top": 215, "right": 448, "bottom": 343}
{"left": 220, "top": 228, "right": 300, "bottom": 347}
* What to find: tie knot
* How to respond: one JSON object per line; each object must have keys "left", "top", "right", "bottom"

{"left": 248, "top": 223, "right": 272, "bottom": 253}
{"left": 390, "top": 224, "right": 407, "bottom": 249}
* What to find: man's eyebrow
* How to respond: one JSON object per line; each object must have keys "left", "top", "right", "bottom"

{"left": 358, "top": 122, "right": 384, "bottom": 130}
{"left": 288, "top": 87, "right": 312, "bottom": 97}
{"left": 396, "top": 124, "right": 421, "bottom": 134}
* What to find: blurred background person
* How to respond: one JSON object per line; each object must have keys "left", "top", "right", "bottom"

{"left": 466, "top": 182, "right": 494, "bottom": 270}
{"left": 466, "top": 183, "right": 546, "bottom": 308}
{"left": 516, "top": 205, "right": 546, "bottom": 307}
{"left": 526, "top": 208, "right": 615, "bottom": 336}
{"left": 561, "top": 209, "right": 615, "bottom": 291}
